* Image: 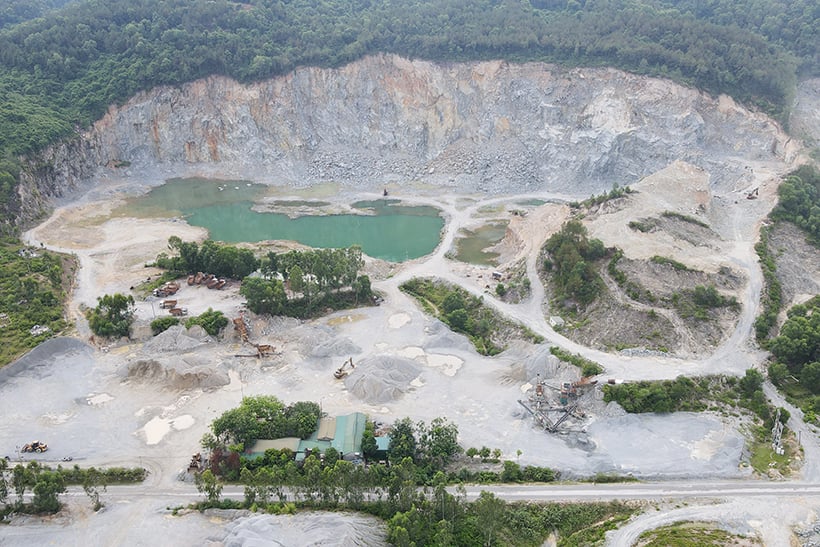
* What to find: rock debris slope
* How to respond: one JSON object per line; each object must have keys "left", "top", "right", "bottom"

{"left": 25, "top": 54, "right": 798, "bottom": 216}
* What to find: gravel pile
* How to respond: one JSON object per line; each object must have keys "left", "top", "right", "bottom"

{"left": 142, "top": 325, "right": 209, "bottom": 353}
{"left": 218, "top": 511, "right": 388, "bottom": 547}
{"left": 344, "top": 356, "right": 421, "bottom": 404}
{"left": 127, "top": 357, "right": 230, "bottom": 390}
{"left": 311, "top": 337, "right": 361, "bottom": 358}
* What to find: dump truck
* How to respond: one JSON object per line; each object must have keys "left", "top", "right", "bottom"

{"left": 21, "top": 441, "right": 48, "bottom": 453}
{"left": 160, "top": 299, "right": 177, "bottom": 309}
{"left": 169, "top": 307, "right": 188, "bottom": 317}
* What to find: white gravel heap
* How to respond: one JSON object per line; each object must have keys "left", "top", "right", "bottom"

{"left": 344, "top": 355, "right": 421, "bottom": 404}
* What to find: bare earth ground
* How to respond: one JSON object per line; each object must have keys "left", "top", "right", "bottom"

{"left": 3, "top": 158, "right": 820, "bottom": 545}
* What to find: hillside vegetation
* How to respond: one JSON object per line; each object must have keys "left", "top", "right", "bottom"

{"left": 0, "top": 0, "right": 814, "bottom": 232}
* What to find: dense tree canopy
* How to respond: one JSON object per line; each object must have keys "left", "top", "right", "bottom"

{"left": 156, "top": 237, "right": 259, "bottom": 279}
{"left": 0, "top": 242, "right": 68, "bottom": 366}
{"left": 86, "top": 292, "right": 134, "bottom": 338}
{"left": 542, "top": 220, "right": 607, "bottom": 308}
{"left": 771, "top": 165, "right": 820, "bottom": 246}
{"left": 0, "top": 0, "right": 813, "bottom": 231}
{"left": 210, "top": 396, "right": 322, "bottom": 448}
{"left": 242, "top": 246, "right": 372, "bottom": 318}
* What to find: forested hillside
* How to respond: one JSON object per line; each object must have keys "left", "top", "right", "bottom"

{"left": 0, "top": 0, "right": 815, "bottom": 232}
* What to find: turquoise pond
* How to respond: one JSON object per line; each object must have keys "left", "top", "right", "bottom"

{"left": 123, "top": 178, "right": 444, "bottom": 262}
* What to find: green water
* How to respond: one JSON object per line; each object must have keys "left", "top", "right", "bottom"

{"left": 122, "top": 178, "right": 444, "bottom": 262}
{"left": 454, "top": 222, "right": 508, "bottom": 266}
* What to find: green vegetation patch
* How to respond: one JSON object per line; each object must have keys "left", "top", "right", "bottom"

{"left": 767, "top": 296, "right": 820, "bottom": 425}
{"left": 754, "top": 226, "right": 783, "bottom": 341}
{"left": 400, "top": 277, "right": 543, "bottom": 355}
{"left": 550, "top": 346, "right": 604, "bottom": 377}
{"left": 570, "top": 185, "right": 635, "bottom": 209}
{"left": 541, "top": 220, "right": 607, "bottom": 310}
{"left": 650, "top": 255, "right": 694, "bottom": 272}
{"left": 770, "top": 165, "right": 820, "bottom": 247}
{"left": 609, "top": 249, "right": 654, "bottom": 302}
{"left": 667, "top": 284, "right": 738, "bottom": 322}
{"left": 628, "top": 218, "right": 659, "bottom": 233}
{"left": 660, "top": 211, "right": 710, "bottom": 228}
{"left": 0, "top": 241, "right": 71, "bottom": 367}
{"left": 637, "top": 521, "right": 761, "bottom": 546}
{"left": 241, "top": 246, "right": 373, "bottom": 319}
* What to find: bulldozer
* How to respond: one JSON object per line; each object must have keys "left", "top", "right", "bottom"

{"left": 21, "top": 441, "right": 48, "bottom": 453}
{"left": 334, "top": 357, "right": 355, "bottom": 379}
{"left": 188, "top": 452, "right": 203, "bottom": 472}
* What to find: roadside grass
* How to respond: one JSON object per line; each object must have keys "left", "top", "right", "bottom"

{"left": 772, "top": 377, "right": 819, "bottom": 426}
{"left": 748, "top": 424, "right": 793, "bottom": 475}
{"left": 637, "top": 521, "right": 762, "bottom": 546}
{"left": 550, "top": 346, "right": 604, "bottom": 376}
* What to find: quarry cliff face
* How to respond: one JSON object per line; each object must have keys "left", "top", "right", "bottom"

{"left": 19, "top": 54, "right": 798, "bottom": 222}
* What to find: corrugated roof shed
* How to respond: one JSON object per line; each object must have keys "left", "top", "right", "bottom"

{"left": 330, "top": 412, "right": 366, "bottom": 455}
{"left": 248, "top": 437, "right": 301, "bottom": 455}
{"left": 375, "top": 436, "right": 391, "bottom": 452}
{"left": 317, "top": 417, "right": 336, "bottom": 441}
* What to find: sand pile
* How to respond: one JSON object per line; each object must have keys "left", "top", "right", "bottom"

{"left": 142, "top": 325, "right": 211, "bottom": 353}
{"left": 218, "top": 511, "right": 388, "bottom": 547}
{"left": 344, "top": 356, "right": 421, "bottom": 404}
{"left": 127, "top": 356, "right": 230, "bottom": 390}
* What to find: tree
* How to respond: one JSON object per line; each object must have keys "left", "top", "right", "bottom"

{"left": 185, "top": 308, "right": 228, "bottom": 336}
{"left": 0, "top": 457, "right": 8, "bottom": 505}
{"left": 150, "top": 316, "right": 179, "bottom": 335}
{"left": 194, "top": 469, "right": 222, "bottom": 504}
{"left": 361, "top": 428, "right": 379, "bottom": 462}
{"left": 87, "top": 293, "right": 135, "bottom": 338}
{"left": 800, "top": 362, "right": 820, "bottom": 394}
{"left": 240, "top": 276, "right": 287, "bottom": 315}
{"left": 418, "top": 417, "right": 461, "bottom": 467}
{"left": 388, "top": 418, "right": 417, "bottom": 464}
{"left": 31, "top": 470, "right": 65, "bottom": 513}
{"left": 472, "top": 491, "right": 505, "bottom": 547}
{"left": 323, "top": 446, "right": 340, "bottom": 468}
{"left": 767, "top": 361, "right": 789, "bottom": 386}
{"left": 739, "top": 368, "right": 764, "bottom": 397}
{"left": 82, "top": 466, "right": 106, "bottom": 511}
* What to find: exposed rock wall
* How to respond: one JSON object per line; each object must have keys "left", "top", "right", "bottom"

{"left": 18, "top": 54, "right": 799, "bottom": 223}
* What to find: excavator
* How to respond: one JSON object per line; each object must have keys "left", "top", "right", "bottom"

{"left": 334, "top": 357, "right": 355, "bottom": 379}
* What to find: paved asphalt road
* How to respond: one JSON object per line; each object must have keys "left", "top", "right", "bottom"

{"left": 54, "top": 479, "right": 820, "bottom": 503}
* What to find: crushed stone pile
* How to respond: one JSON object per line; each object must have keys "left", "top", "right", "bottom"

{"left": 311, "top": 337, "right": 361, "bottom": 358}
{"left": 142, "top": 325, "right": 210, "bottom": 353}
{"left": 127, "top": 356, "right": 230, "bottom": 390}
{"left": 423, "top": 320, "right": 474, "bottom": 352}
{"left": 217, "top": 511, "right": 388, "bottom": 547}
{"left": 344, "top": 356, "right": 421, "bottom": 404}
{"left": 279, "top": 324, "right": 334, "bottom": 354}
